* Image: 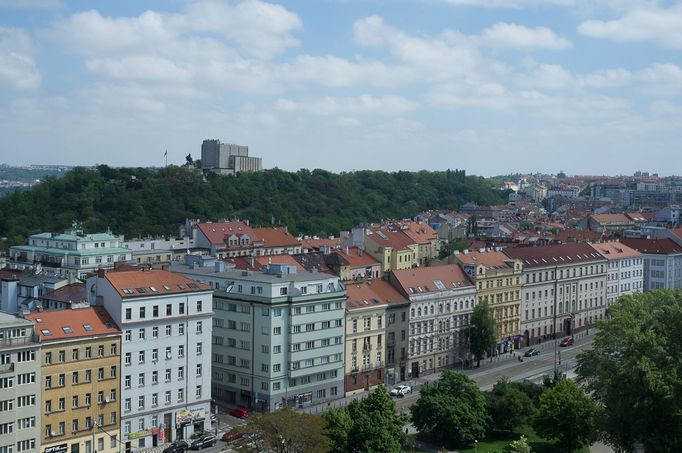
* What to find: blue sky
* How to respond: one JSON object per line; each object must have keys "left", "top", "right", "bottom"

{"left": 1, "top": 0, "right": 681, "bottom": 176}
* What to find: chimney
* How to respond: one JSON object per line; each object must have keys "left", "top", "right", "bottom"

{"left": 97, "top": 269, "right": 106, "bottom": 278}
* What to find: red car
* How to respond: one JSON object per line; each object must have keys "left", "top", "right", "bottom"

{"left": 221, "top": 432, "right": 243, "bottom": 442}
{"left": 560, "top": 336, "right": 574, "bottom": 347}
{"left": 229, "top": 407, "right": 249, "bottom": 419}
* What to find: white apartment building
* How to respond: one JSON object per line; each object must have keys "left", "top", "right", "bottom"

{"left": 0, "top": 313, "right": 41, "bottom": 453}
{"left": 86, "top": 269, "right": 213, "bottom": 449}
{"left": 621, "top": 238, "right": 682, "bottom": 291}
{"left": 389, "top": 265, "right": 476, "bottom": 378}
{"left": 170, "top": 259, "right": 346, "bottom": 412}
{"left": 505, "top": 243, "right": 608, "bottom": 345}
{"left": 588, "top": 242, "right": 644, "bottom": 306}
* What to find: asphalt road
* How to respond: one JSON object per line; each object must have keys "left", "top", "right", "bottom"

{"left": 393, "top": 332, "right": 594, "bottom": 412}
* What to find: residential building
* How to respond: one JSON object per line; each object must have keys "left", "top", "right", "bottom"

{"left": 620, "top": 238, "right": 682, "bottom": 291}
{"left": 588, "top": 242, "right": 644, "bottom": 306}
{"left": 0, "top": 313, "right": 41, "bottom": 453}
{"left": 324, "top": 247, "right": 381, "bottom": 281}
{"left": 9, "top": 226, "right": 132, "bottom": 279}
{"left": 122, "top": 237, "right": 195, "bottom": 265}
{"left": 578, "top": 214, "right": 636, "bottom": 235}
{"left": 384, "top": 292, "right": 409, "bottom": 384}
{"left": 25, "top": 308, "right": 120, "bottom": 453}
{"left": 504, "top": 243, "right": 608, "bottom": 345}
{"left": 384, "top": 221, "right": 440, "bottom": 266}
{"left": 200, "top": 140, "right": 262, "bottom": 175}
{"left": 361, "top": 227, "right": 418, "bottom": 273}
{"left": 38, "top": 283, "right": 88, "bottom": 311}
{"left": 86, "top": 269, "right": 213, "bottom": 447}
{"left": 344, "top": 280, "right": 405, "bottom": 395}
{"left": 389, "top": 265, "right": 476, "bottom": 377}
{"left": 194, "top": 221, "right": 302, "bottom": 258}
{"left": 170, "top": 260, "right": 346, "bottom": 412}
{"left": 454, "top": 250, "right": 523, "bottom": 352}
{"left": 1, "top": 273, "right": 70, "bottom": 314}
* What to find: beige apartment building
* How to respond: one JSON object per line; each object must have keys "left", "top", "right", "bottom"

{"left": 27, "top": 307, "right": 121, "bottom": 453}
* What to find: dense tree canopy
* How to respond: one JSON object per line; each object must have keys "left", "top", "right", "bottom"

{"left": 487, "top": 378, "right": 535, "bottom": 433}
{"left": 410, "top": 371, "right": 489, "bottom": 446}
{"left": 323, "top": 386, "right": 409, "bottom": 453}
{"left": 577, "top": 290, "right": 682, "bottom": 452}
{"left": 470, "top": 301, "right": 497, "bottom": 367}
{"left": 532, "top": 378, "right": 598, "bottom": 453}
{"left": 0, "top": 165, "right": 504, "bottom": 249}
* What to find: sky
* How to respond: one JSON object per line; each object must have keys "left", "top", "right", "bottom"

{"left": 0, "top": 0, "right": 681, "bottom": 176}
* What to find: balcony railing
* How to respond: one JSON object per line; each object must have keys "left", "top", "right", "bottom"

{"left": 0, "top": 363, "right": 15, "bottom": 374}
{"left": 0, "top": 335, "right": 39, "bottom": 349}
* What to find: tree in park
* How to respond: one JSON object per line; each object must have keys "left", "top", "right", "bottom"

{"left": 410, "top": 371, "right": 489, "bottom": 446}
{"left": 323, "top": 386, "right": 409, "bottom": 453}
{"left": 532, "top": 378, "right": 598, "bottom": 453}
{"left": 487, "top": 378, "right": 534, "bottom": 433}
{"left": 470, "top": 301, "right": 497, "bottom": 367}
{"left": 504, "top": 435, "right": 532, "bottom": 453}
{"left": 232, "top": 407, "right": 329, "bottom": 453}
{"left": 577, "top": 290, "right": 682, "bottom": 452}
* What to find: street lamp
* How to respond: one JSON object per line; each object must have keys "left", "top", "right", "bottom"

{"left": 474, "top": 439, "right": 478, "bottom": 453}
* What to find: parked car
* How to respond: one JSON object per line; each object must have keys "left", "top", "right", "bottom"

{"left": 560, "top": 336, "right": 574, "bottom": 347}
{"left": 163, "top": 441, "right": 189, "bottom": 453}
{"left": 390, "top": 385, "right": 412, "bottom": 397}
{"left": 190, "top": 434, "right": 217, "bottom": 450}
{"left": 221, "top": 432, "right": 244, "bottom": 442}
{"left": 229, "top": 407, "right": 249, "bottom": 419}
{"left": 524, "top": 348, "right": 540, "bottom": 357}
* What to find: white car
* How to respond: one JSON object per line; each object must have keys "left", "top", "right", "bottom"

{"left": 390, "top": 385, "right": 412, "bottom": 397}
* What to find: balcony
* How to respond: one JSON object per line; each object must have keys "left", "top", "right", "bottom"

{"left": 0, "top": 335, "right": 39, "bottom": 350}
{"left": 0, "top": 362, "right": 15, "bottom": 374}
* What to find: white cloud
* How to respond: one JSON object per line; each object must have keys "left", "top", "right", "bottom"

{"left": 478, "top": 22, "right": 571, "bottom": 49}
{"left": 444, "top": 0, "right": 660, "bottom": 12}
{"left": 274, "top": 94, "right": 418, "bottom": 117}
{"left": 578, "top": 4, "right": 682, "bottom": 48}
{"left": 86, "top": 56, "right": 193, "bottom": 82}
{"left": 0, "top": 27, "right": 40, "bottom": 90}
{"left": 0, "top": 0, "right": 61, "bottom": 8}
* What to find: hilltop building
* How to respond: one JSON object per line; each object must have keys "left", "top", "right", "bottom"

{"left": 200, "top": 140, "right": 262, "bottom": 175}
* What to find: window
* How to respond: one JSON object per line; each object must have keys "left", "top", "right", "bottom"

{"left": 58, "top": 398, "right": 64, "bottom": 411}
{"left": 138, "top": 396, "right": 145, "bottom": 409}
{"left": 44, "top": 376, "right": 51, "bottom": 389}
{"left": 196, "top": 342, "right": 202, "bottom": 355}
{"left": 165, "top": 391, "right": 171, "bottom": 404}
{"left": 280, "top": 287, "right": 288, "bottom": 295}
{"left": 166, "top": 304, "right": 172, "bottom": 316}
{"left": 138, "top": 351, "right": 145, "bottom": 363}
{"left": 72, "top": 349, "right": 79, "bottom": 360}
{"left": 125, "top": 308, "right": 132, "bottom": 320}
{"left": 179, "top": 323, "right": 185, "bottom": 336}
{"left": 179, "top": 303, "right": 185, "bottom": 315}
{"left": 152, "top": 349, "right": 158, "bottom": 362}
{"left": 178, "top": 345, "right": 184, "bottom": 358}
{"left": 274, "top": 327, "right": 281, "bottom": 335}
{"left": 177, "top": 389, "right": 184, "bottom": 402}
{"left": 138, "top": 373, "right": 145, "bottom": 386}
{"left": 196, "top": 385, "right": 202, "bottom": 398}
{"left": 178, "top": 367, "right": 184, "bottom": 380}
{"left": 139, "top": 307, "right": 146, "bottom": 318}
{"left": 152, "top": 327, "right": 159, "bottom": 338}
{"left": 165, "top": 369, "right": 171, "bottom": 382}
{"left": 124, "top": 375, "right": 131, "bottom": 388}
{"left": 196, "top": 321, "right": 203, "bottom": 334}
{"left": 152, "top": 393, "right": 158, "bottom": 407}
{"left": 153, "top": 305, "right": 159, "bottom": 317}
{"left": 124, "top": 352, "right": 131, "bottom": 365}
{"left": 85, "top": 347, "right": 91, "bottom": 359}
{"left": 166, "top": 325, "right": 172, "bottom": 336}
{"left": 197, "top": 301, "right": 202, "bottom": 312}
{"left": 45, "top": 351, "right": 52, "bottom": 364}
{"left": 72, "top": 371, "right": 79, "bottom": 385}
{"left": 152, "top": 371, "right": 158, "bottom": 384}
{"left": 125, "top": 330, "right": 131, "bottom": 341}
{"left": 274, "top": 345, "right": 281, "bottom": 353}
{"left": 138, "top": 328, "right": 145, "bottom": 340}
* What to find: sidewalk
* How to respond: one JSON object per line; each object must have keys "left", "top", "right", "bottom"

{"left": 295, "top": 329, "right": 593, "bottom": 415}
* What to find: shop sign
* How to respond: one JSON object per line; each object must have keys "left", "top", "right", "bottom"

{"left": 129, "top": 429, "right": 153, "bottom": 440}
{"left": 44, "top": 445, "right": 68, "bottom": 453}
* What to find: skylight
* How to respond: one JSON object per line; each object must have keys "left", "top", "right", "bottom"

{"left": 163, "top": 285, "right": 171, "bottom": 291}
{"left": 62, "top": 326, "right": 73, "bottom": 334}
{"left": 136, "top": 287, "right": 147, "bottom": 293}
{"left": 83, "top": 324, "right": 93, "bottom": 331}
{"left": 150, "top": 286, "right": 158, "bottom": 292}
{"left": 41, "top": 329, "right": 51, "bottom": 336}
{"left": 187, "top": 283, "right": 198, "bottom": 289}
{"left": 433, "top": 279, "right": 446, "bottom": 290}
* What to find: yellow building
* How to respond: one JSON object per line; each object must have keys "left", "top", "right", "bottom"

{"left": 27, "top": 307, "right": 121, "bottom": 453}
{"left": 344, "top": 280, "right": 406, "bottom": 395}
{"left": 455, "top": 250, "right": 523, "bottom": 352}
{"left": 364, "top": 227, "right": 419, "bottom": 273}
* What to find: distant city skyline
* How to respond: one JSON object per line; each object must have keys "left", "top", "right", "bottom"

{"left": 1, "top": 0, "right": 681, "bottom": 176}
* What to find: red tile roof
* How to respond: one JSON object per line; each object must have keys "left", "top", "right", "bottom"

{"left": 196, "top": 221, "right": 256, "bottom": 246}
{"left": 104, "top": 269, "right": 212, "bottom": 298}
{"left": 620, "top": 238, "right": 682, "bottom": 255}
{"left": 252, "top": 227, "right": 301, "bottom": 248}
{"left": 504, "top": 243, "right": 605, "bottom": 268}
{"left": 345, "top": 279, "right": 408, "bottom": 310}
{"left": 455, "top": 250, "right": 515, "bottom": 270}
{"left": 588, "top": 241, "right": 642, "bottom": 259}
{"left": 590, "top": 214, "right": 634, "bottom": 225}
{"left": 300, "top": 237, "right": 343, "bottom": 251}
{"left": 229, "top": 254, "right": 307, "bottom": 273}
{"left": 367, "top": 228, "right": 416, "bottom": 250}
{"left": 331, "top": 247, "right": 380, "bottom": 268}
{"left": 26, "top": 307, "right": 120, "bottom": 341}
{"left": 40, "top": 283, "right": 86, "bottom": 304}
{"left": 391, "top": 264, "right": 473, "bottom": 295}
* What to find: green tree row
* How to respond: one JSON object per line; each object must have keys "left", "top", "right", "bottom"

{"left": 0, "top": 165, "right": 504, "bottom": 248}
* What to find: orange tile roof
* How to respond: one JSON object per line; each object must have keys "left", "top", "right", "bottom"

{"left": 229, "top": 254, "right": 307, "bottom": 273}
{"left": 26, "top": 307, "right": 120, "bottom": 341}
{"left": 332, "top": 247, "right": 380, "bottom": 268}
{"left": 387, "top": 221, "right": 437, "bottom": 244}
{"left": 588, "top": 241, "right": 642, "bottom": 259}
{"left": 104, "top": 269, "right": 212, "bottom": 298}
{"left": 300, "top": 237, "right": 343, "bottom": 251}
{"left": 252, "top": 227, "right": 302, "bottom": 248}
{"left": 345, "top": 279, "right": 408, "bottom": 310}
{"left": 368, "top": 228, "right": 416, "bottom": 250}
{"left": 590, "top": 214, "right": 634, "bottom": 225}
{"left": 620, "top": 238, "right": 682, "bottom": 255}
{"left": 669, "top": 228, "right": 682, "bottom": 242}
{"left": 196, "top": 221, "right": 256, "bottom": 246}
{"left": 391, "top": 264, "right": 474, "bottom": 295}
{"left": 455, "top": 250, "right": 515, "bottom": 270}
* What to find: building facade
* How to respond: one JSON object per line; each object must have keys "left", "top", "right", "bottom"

{"left": 171, "top": 261, "right": 346, "bottom": 412}
{"left": 26, "top": 308, "right": 120, "bottom": 453}
{"left": 588, "top": 242, "right": 643, "bottom": 306}
{"left": 455, "top": 251, "right": 523, "bottom": 352}
{"left": 86, "top": 269, "right": 213, "bottom": 448}
{"left": 390, "top": 265, "right": 476, "bottom": 377}
{"left": 621, "top": 238, "right": 682, "bottom": 291}
{"left": 505, "top": 243, "right": 608, "bottom": 345}
{"left": 200, "top": 140, "right": 262, "bottom": 176}
{"left": 0, "top": 313, "right": 41, "bottom": 453}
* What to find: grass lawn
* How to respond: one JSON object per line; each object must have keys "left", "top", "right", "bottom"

{"left": 457, "top": 424, "right": 589, "bottom": 453}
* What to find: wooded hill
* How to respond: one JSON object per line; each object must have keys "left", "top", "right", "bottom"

{"left": 0, "top": 165, "right": 504, "bottom": 248}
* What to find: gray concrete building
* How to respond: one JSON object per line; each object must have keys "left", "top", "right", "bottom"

{"left": 0, "top": 313, "right": 41, "bottom": 453}
{"left": 171, "top": 260, "right": 346, "bottom": 412}
{"left": 201, "top": 140, "right": 262, "bottom": 176}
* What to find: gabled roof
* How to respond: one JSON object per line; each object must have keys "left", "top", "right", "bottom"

{"left": 26, "top": 307, "right": 120, "bottom": 341}
{"left": 588, "top": 241, "right": 642, "bottom": 260}
{"left": 620, "top": 238, "right": 682, "bottom": 255}
{"left": 252, "top": 227, "right": 301, "bottom": 248}
{"left": 40, "top": 282, "right": 87, "bottom": 304}
{"left": 330, "top": 247, "right": 380, "bottom": 268}
{"left": 367, "top": 228, "right": 416, "bottom": 250}
{"left": 345, "top": 279, "right": 408, "bottom": 310}
{"left": 504, "top": 243, "right": 606, "bottom": 268}
{"left": 300, "top": 237, "right": 343, "bottom": 251}
{"left": 590, "top": 214, "right": 634, "bottom": 225}
{"left": 389, "top": 221, "right": 438, "bottom": 244}
{"left": 104, "top": 269, "right": 212, "bottom": 298}
{"left": 229, "top": 254, "right": 307, "bottom": 273}
{"left": 391, "top": 264, "right": 474, "bottom": 296}
{"left": 196, "top": 221, "right": 256, "bottom": 246}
